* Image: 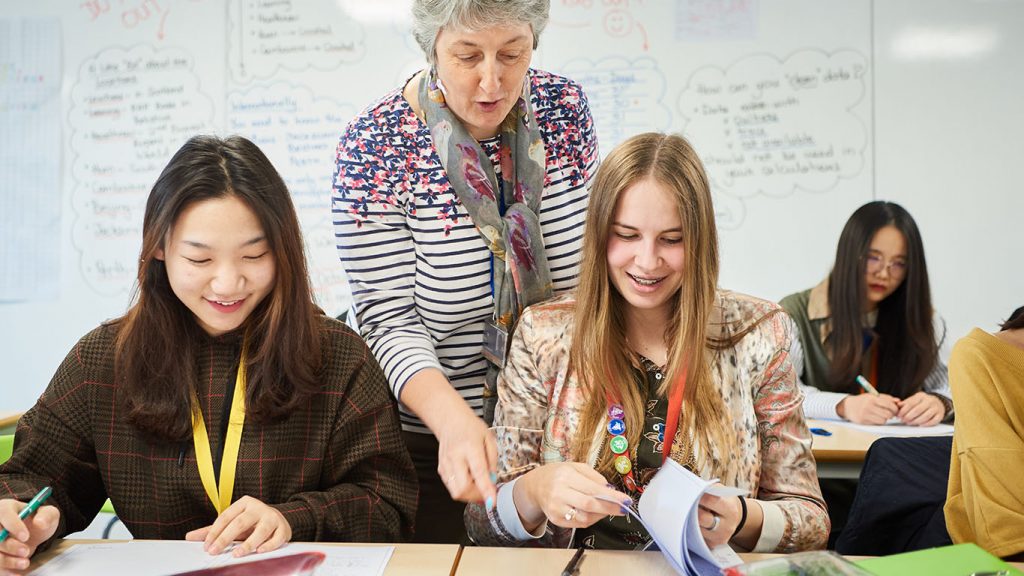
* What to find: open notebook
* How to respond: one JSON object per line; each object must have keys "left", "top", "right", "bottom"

{"left": 604, "top": 458, "right": 747, "bottom": 575}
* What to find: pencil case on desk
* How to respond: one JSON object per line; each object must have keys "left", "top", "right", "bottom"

{"left": 169, "top": 551, "right": 326, "bottom": 576}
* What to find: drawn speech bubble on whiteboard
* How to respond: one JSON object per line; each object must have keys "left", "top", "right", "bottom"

{"left": 560, "top": 57, "right": 673, "bottom": 154}
{"left": 228, "top": 0, "right": 366, "bottom": 83}
{"left": 68, "top": 45, "right": 215, "bottom": 296}
{"left": 679, "top": 49, "right": 868, "bottom": 202}
{"left": 227, "top": 83, "right": 355, "bottom": 315}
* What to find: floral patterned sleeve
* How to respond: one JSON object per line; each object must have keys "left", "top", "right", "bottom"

{"left": 464, "top": 306, "right": 572, "bottom": 548}
{"left": 331, "top": 105, "right": 445, "bottom": 405}
{"left": 752, "top": 312, "right": 830, "bottom": 552}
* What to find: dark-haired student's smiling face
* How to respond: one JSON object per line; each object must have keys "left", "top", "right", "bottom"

{"left": 155, "top": 195, "right": 275, "bottom": 336}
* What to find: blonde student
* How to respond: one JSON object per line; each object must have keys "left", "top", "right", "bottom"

{"left": 465, "top": 133, "right": 828, "bottom": 552}
{"left": 0, "top": 136, "right": 416, "bottom": 571}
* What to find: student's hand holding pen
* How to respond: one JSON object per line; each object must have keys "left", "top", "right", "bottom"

{"left": 0, "top": 495, "right": 60, "bottom": 573}
{"left": 512, "top": 462, "right": 631, "bottom": 533}
{"left": 836, "top": 393, "right": 901, "bottom": 424}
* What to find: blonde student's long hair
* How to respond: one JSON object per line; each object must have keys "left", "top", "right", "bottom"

{"left": 569, "top": 132, "right": 735, "bottom": 477}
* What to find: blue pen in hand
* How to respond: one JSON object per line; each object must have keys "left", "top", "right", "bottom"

{"left": 0, "top": 486, "right": 53, "bottom": 543}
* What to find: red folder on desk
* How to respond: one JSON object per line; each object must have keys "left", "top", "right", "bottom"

{"left": 170, "top": 551, "right": 326, "bottom": 576}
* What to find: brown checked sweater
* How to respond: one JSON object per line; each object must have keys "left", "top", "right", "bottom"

{"left": 0, "top": 315, "right": 417, "bottom": 545}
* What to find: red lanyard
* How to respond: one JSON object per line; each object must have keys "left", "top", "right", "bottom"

{"left": 659, "top": 360, "right": 689, "bottom": 464}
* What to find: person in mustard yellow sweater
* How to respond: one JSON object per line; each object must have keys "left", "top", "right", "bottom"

{"left": 945, "top": 306, "right": 1024, "bottom": 560}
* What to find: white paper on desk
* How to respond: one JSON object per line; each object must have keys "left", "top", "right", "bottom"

{"left": 833, "top": 420, "right": 954, "bottom": 437}
{"left": 30, "top": 541, "right": 393, "bottom": 576}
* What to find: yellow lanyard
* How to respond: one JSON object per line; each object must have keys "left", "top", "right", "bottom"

{"left": 191, "top": 344, "right": 247, "bottom": 514}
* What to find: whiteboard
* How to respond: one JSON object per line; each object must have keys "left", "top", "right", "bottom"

{"left": 1, "top": 0, "right": 1021, "bottom": 412}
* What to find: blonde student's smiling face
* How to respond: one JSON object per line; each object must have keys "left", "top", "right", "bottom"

{"left": 155, "top": 195, "right": 275, "bottom": 337}
{"left": 864, "top": 224, "right": 908, "bottom": 310}
{"left": 434, "top": 22, "right": 534, "bottom": 140}
{"left": 606, "top": 178, "right": 686, "bottom": 323}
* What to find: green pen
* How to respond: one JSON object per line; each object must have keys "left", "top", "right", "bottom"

{"left": 855, "top": 374, "right": 880, "bottom": 396}
{"left": 0, "top": 486, "right": 52, "bottom": 543}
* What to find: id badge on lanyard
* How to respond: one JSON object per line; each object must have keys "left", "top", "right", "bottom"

{"left": 483, "top": 179, "right": 512, "bottom": 369}
{"left": 482, "top": 318, "right": 510, "bottom": 368}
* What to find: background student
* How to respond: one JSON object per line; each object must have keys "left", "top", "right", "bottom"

{"left": 331, "top": 0, "right": 597, "bottom": 543}
{"left": 781, "top": 201, "right": 952, "bottom": 426}
{"left": 0, "top": 136, "right": 416, "bottom": 572}
{"left": 465, "top": 133, "right": 828, "bottom": 552}
{"left": 946, "top": 306, "right": 1024, "bottom": 560}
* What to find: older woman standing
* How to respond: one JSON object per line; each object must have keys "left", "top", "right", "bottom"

{"left": 331, "top": 0, "right": 597, "bottom": 543}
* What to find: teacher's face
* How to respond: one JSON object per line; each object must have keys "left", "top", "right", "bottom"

{"left": 434, "top": 22, "right": 533, "bottom": 140}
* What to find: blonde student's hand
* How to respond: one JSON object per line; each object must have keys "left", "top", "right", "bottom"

{"left": 697, "top": 492, "right": 744, "bottom": 549}
{"left": 0, "top": 500, "right": 59, "bottom": 573}
{"left": 513, "top": 462, "right": 631, "bottom": 533}
{"left": 185, "top": 496, "right": 291, "bottom": 557}
{"left": 897, "top": 392, "right": 945, "bottom": 426}
{"left": 837, "top": 393, "right": 901, "bottom": 425}
{"left": 436, "top": 408, "right": 498, "bottom": 505}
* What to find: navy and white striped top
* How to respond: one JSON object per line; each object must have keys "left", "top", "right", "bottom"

{"left": 332, "top": 69, "right": 598, "bottom": 432}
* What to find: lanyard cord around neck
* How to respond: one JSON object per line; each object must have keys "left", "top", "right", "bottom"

{"left": 191, "top": 339, "right": 248, "bottom": 514}
{"left": 660, "top": 361, "right": 689, "bottom": 464}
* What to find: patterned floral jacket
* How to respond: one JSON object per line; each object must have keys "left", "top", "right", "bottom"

{"left": 465, "top": 291, "right": 829, "bottom": 552}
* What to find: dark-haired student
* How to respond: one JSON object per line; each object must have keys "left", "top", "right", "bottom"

{"left": 0, "top": 135, "right": 416, "bottom": 572}
{"left": 780, "top": 201, "right": 952, "bottom": 427}
{"left": 946, "top": 306, "right": 1024, "bottom": 560}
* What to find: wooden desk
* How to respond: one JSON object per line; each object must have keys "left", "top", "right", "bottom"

{"left": 30, "top": 540, "right": 461, "bottom": 575}
{"left": 455, "top": 546, "right": 676, "bottom": 575}
{"left": 0, "top": 410, "right": 22, "bottom": 430}
{"left": 455, "top": 547, "right": 1024, "bottom": 575}
{"left": 453, "top": 549, "right": 830, "bottom": 575}
{"left": 808, "top": 418, "right": 879, "bottom": 479}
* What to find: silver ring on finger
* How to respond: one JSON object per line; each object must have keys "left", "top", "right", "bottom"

{"left": 704, "top": 514, "right": 720, "bottom": 531}
{"left": 564, "top": 507, "right": 578, "bottom": 522}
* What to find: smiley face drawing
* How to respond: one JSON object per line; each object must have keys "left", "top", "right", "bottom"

{"left": 604, "top": 10, "right": 633, "bottom": 37}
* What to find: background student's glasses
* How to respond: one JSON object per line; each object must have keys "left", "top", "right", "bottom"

{"left": 864, "top": 253, "right": 907, "bottom": 277}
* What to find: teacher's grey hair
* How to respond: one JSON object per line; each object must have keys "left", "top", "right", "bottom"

{"left": 411, "top": 0, "right": 550, "bottom": 64}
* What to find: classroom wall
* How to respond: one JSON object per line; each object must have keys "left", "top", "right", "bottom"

{"left": 2, "top": 0, "right": 1021, "bottom": 411}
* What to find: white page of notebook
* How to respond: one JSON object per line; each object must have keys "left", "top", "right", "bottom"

{"left": 831, "top": 420, "right": 954, "bottom": 437}
{"left": 31, "top": 541, "right": 393, "bottom": 576}
{"left": 635, "top": 459, "right": 746, "bottom": 575}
